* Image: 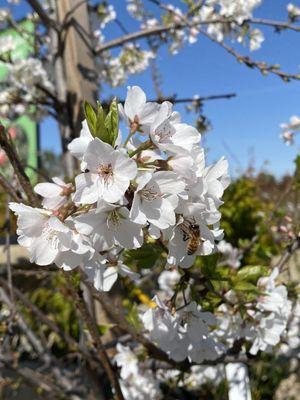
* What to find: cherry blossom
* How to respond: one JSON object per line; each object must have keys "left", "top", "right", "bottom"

{"left": 73, "top": 137, "right": 137, "bottom": 204}
{"left": 34, "top": 177, "right": 73, "bottom": 210}
{"left": 118, "top": 86, "right": 159, "bottom": 134}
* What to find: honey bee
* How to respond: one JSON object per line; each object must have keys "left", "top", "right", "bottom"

{"left": 180, "top": 220, "right": 203, "bottom": 255}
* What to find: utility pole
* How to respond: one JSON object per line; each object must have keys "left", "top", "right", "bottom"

{"left": 49, "top": 0, "right": 98, "bottom": 177}
{"left": 56, "top": 0, "right": 98, "bottom": 128}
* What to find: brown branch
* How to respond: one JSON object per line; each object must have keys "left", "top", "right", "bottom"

{"left": 102, "top": 92, "right": 236, "bottom": 110}
{"left": 4, "top": 200, "right": 13, "bottom": 304}
{"left": 200, "top": 28, "right": 300, "bottom": 82}
{"left": 0, "top": 172, "right": 22, "bottom": 202}
{"left": 80, "top": 271, "right": 187, "bottom": 368}
{"left": 80, "top": 272, "right": 257, "bottom": 371}
{"left": 0, "top": 125, "right": 39, "bottom": 206}
{"left": 0, "top": 286, "right": 80, "bottom": 397}
{"left": 95, "top": 16, "right": 300, "bottom": 54}
{"left": 0, "top": 276, "right": 102, "bottom": 375}
{"left": 64, "top": 273, "right": 125, "bottom": 400}
{"left": 26, "top": 0, "right": 60, "bottom": 31}
{"left": 278, "top": 237, "right": 300, "bottom": 272}
{"left": 0, "top": 354, "right": 63, "bottom": 398}
{"left": 95, "top": 22, "right": 188, "bottom": 53}
{"left": 249, "top": 17, "right": 300, "bottom": 32}
{"left": 150, "top": 93, "right": 236, "bottom": 103}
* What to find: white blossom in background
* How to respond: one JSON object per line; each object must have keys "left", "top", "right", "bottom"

{"left": 217, "top": 0, "right": 262, "bottom": 24}
{"left": 142, "top": 298, "right": 223, "bottom": 363}
{"left": 280, "top": 115, "right": 300, "bottom": 145}
{"left": 9, "top": 58, "right": 53, "bottom": 92}
{"left": 0, "top": 35, "right": 15, "bottom": 54}
{"left": 280, "top": 297, "right": 300, "bottom": 355}
{"left": 217, "top": 240, "right": 241, "bottom": 268}
{"left": 246, "top": 268, "right": 292, "bottom": 354}
{"left": 287, "top": 3, "right": 300, "bottom": 18}
{"left": 249, "top": 28, "right": 265, "bottom": 51}
{"left": 114, "top": 344, "right": 162, "bottom": 400}
{"left": 158, "top": 269, "right": 181, "bottom": 296}
{"left": 183, "top": 365, "right": 225, "bottom": 388}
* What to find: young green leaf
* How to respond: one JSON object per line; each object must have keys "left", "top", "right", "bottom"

{"left": 104, "top": 98, "right": 119, "bottom": 147}
{"left": 84, "top": 101, "right": 97, "bottom": 136}
{"left": 237, "top": 265, "right": 268, "bottom": 284}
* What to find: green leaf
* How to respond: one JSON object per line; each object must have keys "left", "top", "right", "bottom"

{"left": 84, "top": 99, "right": 119, "bottom": 146}
{"left": 124, "top": 244, "right": 162, "bottom": 269}
{"left": 125, "top": 303, "right": 142, "bottom": 330}
{"left": 84, "top": 101, "right": 97, "bottom": 136}
{"left": 200, "top": 253, "right": 220, "bottom": 278}
{"left": 233, "top": 281, "right": 259, "bottom": 293}
{"left": 104, "top": 98, "right": 119, "bottom": 146}
{"left": 237, "top": 265, "right": 268, "bottom": 284}
{"left": 94, "top": 101, "right": 110, "bottom": 143}
{"left": 97, "top": 323, "right": 115, "bottom": 335}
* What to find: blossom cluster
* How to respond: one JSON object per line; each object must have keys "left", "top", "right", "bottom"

{"left": 10, "top": 85, "right": 229, "bottom": 291}
{"left": 7, "top": 85, "right": 300, "bottom": 398}
{"left": 127, "top": 0, "right": 264, "bottom": 55}
{"left": 0, "top": 56, "right": 53, "bottom": 119}
{"left": 114, "top": 265, "right": 298, "bottom": 398}
{"left": 142, "top": 298, "right": 223, "bottom": 363}
{"left": 139, "top": 262, "right": 295, "bottom": 365}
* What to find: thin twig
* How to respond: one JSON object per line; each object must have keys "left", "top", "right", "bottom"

{"left": 0, "top": 172, "right": 22, "bottom": 202}
{"left": 95, "top": 17, "right": 300, "bottom": 54}
{"left": 0, "top": 287, "right": 79, "bottom": 397}
{"left": 200, "top": 28, "right": 300, "bottom": 82}
{"left": 0, "top": 354, "right": 64, "bottom": 398}
{"left": 80, "top": 272, "right": 183, "bottom": 367}
{"left": 0, "top": 124, "right": 39, "bottom": 206}
{"left": 65, "top": 273, "right": 125, "bottom": 400}
{"left": 26, "top": 0, "right": 60, "bottom": 31}
{"left": 0, "top": 276, "right": 102, "bottom": 375}
{"left": 278, "top": 237, "right": 300, "bottom": 272}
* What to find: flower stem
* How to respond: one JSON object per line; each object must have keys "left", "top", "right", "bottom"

{"left": 128, "top": 139, "right": 153, "bottom": 158}
{"left": 123, "top": 128, "right": 135, "bottom": 147}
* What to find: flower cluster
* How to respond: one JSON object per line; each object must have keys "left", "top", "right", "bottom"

{"left": 126, "top": 0, "right": 264, "bottom": 56}
{"left": 287, "top": 3, "right": 300, "bottom": 19}
{"left": 0, "top": 56, "right": 53, "bottom": 119}
{"left": 114, "top": 344, "right": 162, "bottom": 400}
{"left": 142, "top": 298, "right": 223, "bottom": 363}
{"left": 212, "top": 267, "right": 292, "bottom": 355}
{"left": 98, "top": 44, "right": 154, "bottom": 87}
{"left": 10, "top": 85, "right": 229, "bottom": 292}
{"left": 9, "top": 86, "right": 297, "bottom": 389}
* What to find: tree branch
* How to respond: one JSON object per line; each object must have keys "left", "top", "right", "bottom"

{"left": 0, "top": 276, "right": 103, "bottom": 375}
{"left": 65, "top": 273, "right": 125, "bottom": 400}
{"left": 199, "top": 28, "right": 300, "bottom": 82}
{"left": 0, "top": 172, "right": 22, "bottom": 202}
{"left": 95, "top": 17, "right": 300, "bottom": 54}
{"left": 26, "top": 0, "right": 60, "bottom": 31}
{"left": 0, "top": 125, "right": 39, "bottom": 206}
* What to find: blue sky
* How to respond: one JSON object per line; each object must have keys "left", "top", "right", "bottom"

{"left": 8, "top": 0, "right": 300, "bottom": 177}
